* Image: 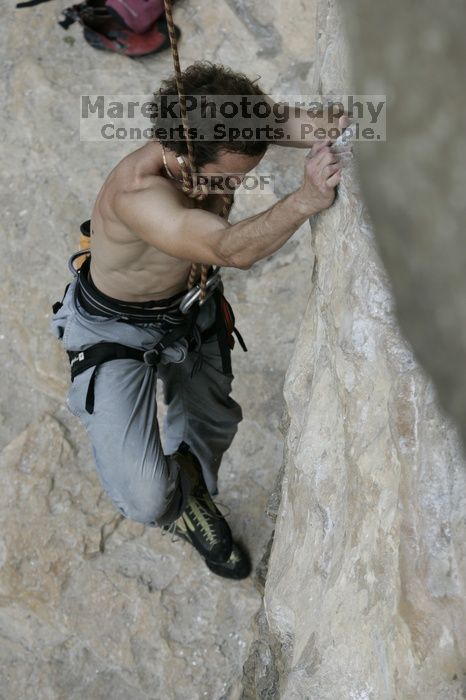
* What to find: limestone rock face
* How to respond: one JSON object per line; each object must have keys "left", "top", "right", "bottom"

{"left": 242, "top": 1, "right": 466, "bottom": 698}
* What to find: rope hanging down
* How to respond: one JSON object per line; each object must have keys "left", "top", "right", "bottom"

{"left": 162, "top": 0, "right": 233, "bottom": 300}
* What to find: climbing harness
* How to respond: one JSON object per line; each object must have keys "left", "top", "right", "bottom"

{"left": 57, "top": 224, "right": 247, "bottom": 415}
{"left": 66, "top": 295, "right": 203, "bottom": 414}
{"left": 60, "top": 253, "right": 247, "bottom": 414}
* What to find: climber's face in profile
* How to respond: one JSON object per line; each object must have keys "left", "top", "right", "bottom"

{"left": 199, "top": 150, "right": 265, "bottom": 191}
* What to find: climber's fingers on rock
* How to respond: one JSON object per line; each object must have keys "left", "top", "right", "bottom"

{"left": 310, "top": 145, "right": 335, "bottom": 169}
{"left": 313, "top": 149, "right": 340, "bottom": 173}
{"left": 334, "top": 144, "right": 352, "bottom": 155}
{"left": 328, "top": 114, "right": 353, "bottom": 143}
{"left": 326, "top": 168, "right": 342, "bottom": 188}
{"left": 338, "top": 114, "right": 352, "bottom": 134}
{"left": 305, "top": 149, "right": 340, "bottom": 190}
{"left": 324, "top": 162, "right": 343, "bottom": 179}
{"left": 333, "top": 150, "right": 352, "bottom": 165}
{"left": 307, "top": 137, "right": 332, "bottom": 159}
{"left": 323, "top": 150, "right": 340, "bottom": 166}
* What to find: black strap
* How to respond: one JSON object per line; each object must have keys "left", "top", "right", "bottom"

{"left": 233, "top": 326, "right": 247, "bottom": 352}
{"left": 85, "top": 367, "right": 98, "bottom": 414}
{"left": 52, "top": 282, "right": 70, "bottom": 315}
{"left": 67, "top": 305, "right": 201, "bottom": 414}
{"left": 16, "top": 0, "right": 52, "bottom": 7}
{"left": 58, "top": 8, "right": 80, "bottom": 30}
{"left": 214, "top": 290, "right": 233, "bottom": 375}
{"left": 68, "top": 343, "right": 145, "bottom": 381}
{"left": 199, "top": 290, "right": 248, "bottom": 373}
{"left": 67, "top": 343, "right": 146, "bottom": 414}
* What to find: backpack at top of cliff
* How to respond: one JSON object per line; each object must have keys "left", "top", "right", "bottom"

{"left": 15, "top": 0, "right": 179, "bottom": 57}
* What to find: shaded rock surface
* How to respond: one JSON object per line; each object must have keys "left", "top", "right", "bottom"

{"left": 342, "top": 0, "right": 466, "bottom": 453}
{"left": 241, "top": 1, "right": 466, "bottom": 698}
{"left": 0, "top": 1, "right": 317, "bottom": 697}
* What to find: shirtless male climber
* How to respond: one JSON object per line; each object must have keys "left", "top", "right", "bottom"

{"left": 51, "top": 63, "right": 350, "bottom": 580}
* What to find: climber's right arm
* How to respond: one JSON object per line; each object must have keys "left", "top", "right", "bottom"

{"left": 114, "top": 141, "right": 344, "bottom": 270}
{"left": 215, "top": 139, "right": 344, "bottom": 268}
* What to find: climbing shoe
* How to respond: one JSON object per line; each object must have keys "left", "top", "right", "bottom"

{"left": 162, "top": 519, "right": 251, "bottom": 580}
{"left": 204, "top": 542, "right": 251, "bottom": 580}
{"left": 162, "top": 442, "right": 233, "bottom": 563}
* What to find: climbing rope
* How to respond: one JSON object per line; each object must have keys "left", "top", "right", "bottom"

{"left": 163, "top": 0, "right": 233, "bottom": 300}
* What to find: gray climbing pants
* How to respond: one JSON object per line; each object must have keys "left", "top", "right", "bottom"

{"left": 50, "top": 278, "right": 243, "bottom": 527}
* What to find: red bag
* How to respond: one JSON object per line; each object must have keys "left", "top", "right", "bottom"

{"left": 106, "top": 0, "right": 165, "bottom": 34}
{"left": 16, "top": 0, "right": 179, "bottom": 58}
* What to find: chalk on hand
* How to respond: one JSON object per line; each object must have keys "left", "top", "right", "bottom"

{"left": 332, "top": 123, "right": 356, "bottom": 152}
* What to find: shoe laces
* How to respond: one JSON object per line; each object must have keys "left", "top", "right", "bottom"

{"left": 189, "top": 493, "right": 232, "bottom": 520}
{"left": 160, "top": 497, "right": 231, "bottom": 544}
{"left": 160, "top": 519, "right": 185, "bottom": 543}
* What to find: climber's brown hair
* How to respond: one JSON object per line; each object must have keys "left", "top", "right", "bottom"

{"left": 149, "top": 61, "right": 270, "bottom": 168}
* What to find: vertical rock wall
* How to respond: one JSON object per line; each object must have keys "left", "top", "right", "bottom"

{"left": 242, "top": 2, "right": 466, "bottom": 698}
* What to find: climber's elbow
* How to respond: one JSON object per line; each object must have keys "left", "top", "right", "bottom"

{"left": 236, "top": 257, "right": 253, "bottom": 270}
{"left": 219, "top": 246, "right": 254, "bottom": 270}
{"left": 226, "top": 254, "right": 253, "bottom": 270}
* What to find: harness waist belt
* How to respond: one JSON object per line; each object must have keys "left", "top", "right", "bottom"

{"left": 77, "top": 256, "right": 193, "bottom": 323}
{"left": 62, "top": 256, "right": 248, "bottom": 416}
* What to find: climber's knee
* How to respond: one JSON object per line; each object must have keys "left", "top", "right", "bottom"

{"left": 120, "top": 475, "right": 183, "bottom": 527}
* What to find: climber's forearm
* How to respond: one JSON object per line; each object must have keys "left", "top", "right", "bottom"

{"left": 270, "top": 103, "right": 348, "bottom": 148}
{"left": 218, "top": 138, "right": 345, "bottom": 268}
{"left": 218, "top": 190, "right": 315, "bottom": 269}
{"left": 277, "top": 113, "right": 341, "bottom": 147}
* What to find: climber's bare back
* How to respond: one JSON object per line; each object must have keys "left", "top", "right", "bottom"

{"left": 89, "top": 141, "right": 229, "bottom": 303}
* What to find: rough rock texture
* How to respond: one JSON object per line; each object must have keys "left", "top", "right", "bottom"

{"left": 1, "top": 1, "right": 317, "bottom": 697}
{"left": 241, "top": 1, "right": 466, "bottom": 698}
{"left": 342, "top": 0, "right": 466, "bottom": 453}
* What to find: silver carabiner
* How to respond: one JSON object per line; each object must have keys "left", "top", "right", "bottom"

{"left": 179, "top": 267, "right": 222, "bottom": 315}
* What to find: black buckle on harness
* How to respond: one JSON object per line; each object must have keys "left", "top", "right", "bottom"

{"left": 143, "top": 348, "right": 161, "bottom": 366}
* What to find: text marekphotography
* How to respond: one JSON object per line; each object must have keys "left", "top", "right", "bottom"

{"left": 80, "top": 94, "right": 387, "bottom": 143}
